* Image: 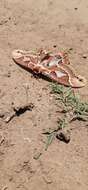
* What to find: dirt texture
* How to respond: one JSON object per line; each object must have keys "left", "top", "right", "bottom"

{"left": 0, "top": 0, "right": 88, "bottom": 190}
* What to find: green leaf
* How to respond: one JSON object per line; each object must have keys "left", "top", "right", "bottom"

{"left": 45, "top": 133, "right": 55, "bottom": 151}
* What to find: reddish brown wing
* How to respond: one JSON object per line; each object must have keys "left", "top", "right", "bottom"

{"left": 12, "top": 49, "right": 86, "bottom": 88}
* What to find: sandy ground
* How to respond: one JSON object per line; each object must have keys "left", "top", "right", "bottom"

{"left": 0, "top": 0, "right": 88, "bottom": 189}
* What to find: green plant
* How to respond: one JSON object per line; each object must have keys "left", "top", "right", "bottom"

{"left": 51, "top": 83, "right": 88, "bottom": 121}
{"left": 44, "top": 118, "right": 67, "bottom": 151}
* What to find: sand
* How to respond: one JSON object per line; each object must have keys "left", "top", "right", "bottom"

{"left": 0, "top": 0, "right": 88, "bottom": 189}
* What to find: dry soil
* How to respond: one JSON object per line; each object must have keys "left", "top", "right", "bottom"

{"left": 0, "top": 0, "right": 88, "bottom": 190}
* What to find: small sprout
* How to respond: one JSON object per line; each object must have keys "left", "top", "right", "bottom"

{"left": 33, "top": 152, "right": 42, "bottom": 160}
{"left": 45, "top": 133, "right": 55, "bottom": 151}
{"left": 58, "top": 118, "right": 68, "bottom": 130}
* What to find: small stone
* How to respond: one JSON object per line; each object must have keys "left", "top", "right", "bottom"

{"left": 53, "top": 45, "right": 57, "bottom": 48}
{"left": 69, "top": 47, "right": 73, "bottom": 51}
{"left": 9, "top": 176, "right": 13, "bottom": 181}
{"left": 56, "top": 130, "right": 70, "bottom": 143}
{"left": 7, "top": 71, "right": 11, "bottom": 77}
{"left": 9, "top": 17, "right": 11, "bottom": 20}
{"left": 74, "top": 7, "right": 78, "bottom": 10}
{"left": 82, "top": 54, "right": 87, "bottom": 59}
{"left": 4, "top": 71, "right": 11, "bottom": 78}
{"left": 0, "top": 109, "right": 5, "bottom": 118}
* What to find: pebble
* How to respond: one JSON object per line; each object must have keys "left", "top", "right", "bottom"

{"left": 53, "top": 45, "right": 57, "bottom": 48}
{"left": 74, "top": 7, "right": 78, "bottom": 10}
{"left": 56, "top": 130, "right": 71, "bottom": 143}
{"left": 82, "top": 54, "right": 87, "bottom": 59}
